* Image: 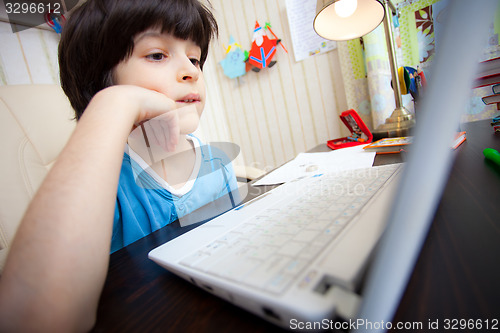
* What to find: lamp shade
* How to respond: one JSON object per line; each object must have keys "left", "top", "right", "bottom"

{"left": 314, "top": 0, "right": 385, "bottom": 41}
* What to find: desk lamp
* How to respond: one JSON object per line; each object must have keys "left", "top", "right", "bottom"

{"left": 314, "top": 0, "right": 416, "bottom": 137}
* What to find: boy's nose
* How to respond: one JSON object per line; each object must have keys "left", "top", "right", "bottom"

{"left": 178, "top": 59, "right": 199, "bottom": 82}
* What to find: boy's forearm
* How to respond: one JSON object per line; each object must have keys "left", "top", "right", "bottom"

{"left": 0, "top": 87, "right": 159, "bottom": 332}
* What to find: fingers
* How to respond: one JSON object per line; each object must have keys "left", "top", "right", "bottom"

{"left": 93, "top": 86, "right": 199, "bottom": 159}
{"left": 135, "top": 89, "right": 177, "bottom": 125}
{"left": 139, "top": 104, "right": 198, "bottom": 153}
{"left": 160, "top": 111, "right": 180, "bottom": 151}
{"left": 150, "top": 111, "right": 179, "bottom": 152}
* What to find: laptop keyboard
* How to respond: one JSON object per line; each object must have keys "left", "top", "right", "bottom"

{"left": 179, "top": 164, "right": 401, "bottom": 295}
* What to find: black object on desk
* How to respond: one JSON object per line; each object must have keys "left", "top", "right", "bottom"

{"left": 91, "top": 120, "right": 499, "bottom": 333}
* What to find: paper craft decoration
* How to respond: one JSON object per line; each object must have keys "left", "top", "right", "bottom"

{"left": 247, "top": 21, "right": 285, "bottom": 72}
{"left": 219, "top": 36, "right": 249, "bottom": 79}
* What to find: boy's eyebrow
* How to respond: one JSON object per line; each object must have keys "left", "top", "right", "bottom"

{"left": 134, "top": 30, "right": 164, "bottom": 43}
{"left": 133, "top": 30, "right": 202, "bottom": 53}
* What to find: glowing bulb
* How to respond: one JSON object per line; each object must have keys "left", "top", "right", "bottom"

{"left": 334, "top": 0, "right": 358, "bottom": 18}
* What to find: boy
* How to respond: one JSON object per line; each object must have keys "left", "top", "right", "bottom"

{"left": 59, "top": 0, "right": 239, "bottom": 252}
{"left": 0, "top": 0, "right": 237, "bottom": 330}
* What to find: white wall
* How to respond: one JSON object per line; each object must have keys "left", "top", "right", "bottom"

{"left": 0, "top": 21, "right": 60, "bottom": 85}
{"left": 201, "top": 0, "right": 347, "bottom": 171}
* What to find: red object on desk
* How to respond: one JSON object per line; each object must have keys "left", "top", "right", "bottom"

{"left": 327, "top": 109, "right": 373, "bottom": 150}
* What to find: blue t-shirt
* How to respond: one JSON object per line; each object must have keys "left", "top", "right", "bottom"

{"left": 111, "top": 136, "right": 239, "bottom": 252}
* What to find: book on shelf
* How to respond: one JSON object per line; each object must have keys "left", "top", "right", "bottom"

{"left": 476, "top": 57, "right": 500, "bottom": 77}
{"left": 481, "top": 93, "right": 500, "bottom": 105}
{"left": 473, "top": 57, "right": 500, "bottom": 88}
{"left": 363, "top": 132, "right": 466, "bottom": 154}
{"left": 474, "top": 75, "right": 500, "bottom": 88}
{"left": 492, "top": 83, "right": 500, "bottom": 94}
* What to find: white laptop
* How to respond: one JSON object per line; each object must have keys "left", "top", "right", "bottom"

{"left": 149, "top": 163, "right": 401, "bottom": 327}
{"left": 149, "top": 1, "right": 492, "bottom": 330}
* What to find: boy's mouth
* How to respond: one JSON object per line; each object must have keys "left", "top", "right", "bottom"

{"left": 176, "top": 94, "right": 201, "bottom": 104}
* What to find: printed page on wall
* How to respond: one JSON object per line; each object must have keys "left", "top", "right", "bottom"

{"left": 285, "top": 0, "right": 337, "bottom": 62}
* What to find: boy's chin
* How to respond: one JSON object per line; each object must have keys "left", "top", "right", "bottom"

{"left": 178, "top": 105, "right": 201, "bottom": 134}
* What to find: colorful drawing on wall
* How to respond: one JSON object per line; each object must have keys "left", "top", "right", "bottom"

{"left": 415, "top": 5, "right": 435, "bottom": 63}
{"left": 247, "top": 21, "right": 286, "bottom": 73}
{"left": 219, "top": 36, "right": 249, "bottom": 79}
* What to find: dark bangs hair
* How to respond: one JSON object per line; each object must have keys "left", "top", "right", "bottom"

{"left": 58, "top": 0, "right": 218, "bottom": 119}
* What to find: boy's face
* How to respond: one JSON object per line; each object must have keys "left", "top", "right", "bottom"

{"left": 113, "top": 29, "right": 206, "bottom": 119}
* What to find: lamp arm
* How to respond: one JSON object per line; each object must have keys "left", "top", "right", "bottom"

{"left": 387, "top": 0, "right": 398, "bottom": 16}
{"left": 382, "top": 0, "right": 403, "bottom": 110}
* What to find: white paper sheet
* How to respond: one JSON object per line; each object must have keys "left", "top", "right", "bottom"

{"left": 285, "top": 0, "right": 336, "bottom": 62}
{"left": 253, "top": 145, "right": 376, "bottom": 186}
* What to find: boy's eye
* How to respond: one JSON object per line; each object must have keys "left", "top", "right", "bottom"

{"left": 190, "top": 58, "right": 201, "bottom": 67}
{"left": 146, "top": 53, "right": 166, "bottom": 61}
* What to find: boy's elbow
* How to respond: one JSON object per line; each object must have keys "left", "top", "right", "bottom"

{"left": 45, "top": 304, "right": 98, "bottom": 333}
{"left": 69, "top": 311, "right": 98, "bottom": 333}
{"left": 0, "top": 300, "right": 97, "bottom": 333}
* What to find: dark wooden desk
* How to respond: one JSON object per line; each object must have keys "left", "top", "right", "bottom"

{"left": 391, "top": 120, "right": 500, "bottom": 330}
{"left": 91, "top": 120, "right": 500, "bottom": 333}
